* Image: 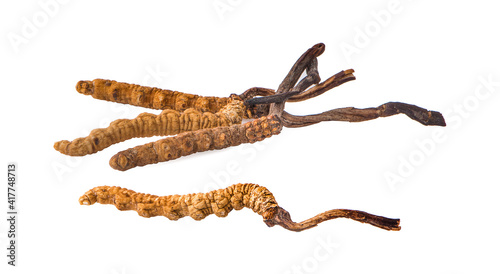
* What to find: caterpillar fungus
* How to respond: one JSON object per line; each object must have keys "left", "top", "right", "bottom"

{"left": 79, "top": 183, "right": 401, "bottom": 232}
{"left": 75, "top": 78, "right": 233, "bottom": 113}
{"left": 55, "top": 43, "right": 446, "bottom": 170}
{"left": 54, "top": 94, "right": 246, "bottom": 156}
{"left": 109, "top": 114, "right": 282, "bottom": 171}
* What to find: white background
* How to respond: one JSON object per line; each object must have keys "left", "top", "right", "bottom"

{"left": 1, "top": 1, "right": 499, "bottom": 273}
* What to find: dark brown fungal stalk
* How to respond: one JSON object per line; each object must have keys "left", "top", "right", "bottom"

{"left": 80, "top": 183, "right": 401, "bottom": 232}
{"left": 264, "top": 207, "right": 400, "bottom": 232}
{"left": 55, "top": 43, "right": 446, "bottom": 170}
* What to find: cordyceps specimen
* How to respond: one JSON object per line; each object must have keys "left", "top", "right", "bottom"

{"left": 55, "top": 43, "right": 446, "bottom": 171}
{"left": 79, "top": 183, "right": 401, "bottom": 232}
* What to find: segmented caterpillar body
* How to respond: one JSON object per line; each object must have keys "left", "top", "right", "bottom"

{"left": 109, "top": 114, "right": 283, "bottom": 171}
{"left": 77, "top": 79, "right": 231, "bottom": 113}
{"left": 79, "top": 183, "right": 401, "bottom": 232}
{"left": 54, "top": 96, "right": 245, "bottom": 156}
{"left": 79, "top": 183, "right": 278, "bottom": 221}
{"left": 56, "top": 43, "right": 446, "bottom": 171}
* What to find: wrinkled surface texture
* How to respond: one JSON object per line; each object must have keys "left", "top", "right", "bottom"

{"left": 109, "top": 115, "right": 282, "bottom": 170}
{"left": 54, "top": 95, "right": 245, "bottom": 156}
{"left": 79, "top": 183, "right": 278, "bottom": 221}
{"left": 77, "top": 79, "right": 231, "bottom": 113}
{"left": 79, "top": 183, "right": 401, "bottom": 232}
{"left": 54, "top": 43, "right": 445, "bottom": 171}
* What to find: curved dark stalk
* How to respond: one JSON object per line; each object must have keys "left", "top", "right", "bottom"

{"left": 276, "top": 43, "right": 325, "bottom": 94}
{"left": 268, "top": 43, "right": 325, "bottom": 116}
{"left": 56, "top": 42, "right": 447, "bottom": 171}
{"left": 264, "top": 206, "right": 401, "bottom": 232}
{"left": 287, "top": 69, "right": 356, "bottom": 102}
{"left": 282, "top": 102, "right": 446, "bottom": 128}
{"left": 80, "top": 184, "right": 401, "bottom": 232}
{"left": 238, "top": 87, "right": 275, "bottom": 101}
{"left": 244, "top": 68, "right": 356, "bottom": 106}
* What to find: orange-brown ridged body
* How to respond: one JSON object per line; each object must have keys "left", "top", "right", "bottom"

{"left": 54, "top": 96, "right": 245, "bottom": 156}
{"left": 79, "top": 183, "right": 278, "bottom": 221}
{"left": 109, "top": 115, "right": 283, "bottom": 171}
{"left": 56, "top": 43, "right": 446, "bottom": 171}
{"left": 79, "top": 183, "right": 401, "bottom": 232}
{"left": 76, "top": 79, "right": 231, "bottom": 113}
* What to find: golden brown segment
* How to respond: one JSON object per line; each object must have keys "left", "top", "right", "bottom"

{"left": 54, "top": 97, "right": 246, "bottom": 156}
{"left": 79, "top": 183, "right": 278, "bottom": 221}
{"left": 109, "top": 115, "right": 283, "bottom": 171}
{"left": 55, "top": 43, "right": 446, "bottom": 171}
{"left": 79, "top": 183, "right": 401, "bottom": 232}
{"left": 76, "top": 79, "right": 230, "bottom": 112}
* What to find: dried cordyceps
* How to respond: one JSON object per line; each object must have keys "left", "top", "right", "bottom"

{"left": 109, "top": 115, "right": 282, "bottom": 170}
{"left": 55, "top": 43, "right": 446, "bottom": 170}
{"left": 54, "top": 95, "right": 245, "bottom": 156}
{"left": 79, "top": 183, "right": 401, "bottom": 232}
{"left": 76, "top": 78, "right": 232, "bottom": 112}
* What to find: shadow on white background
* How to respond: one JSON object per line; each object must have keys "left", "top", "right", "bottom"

{"left": 1, "top": 1, "right": 499, "bottom": 273}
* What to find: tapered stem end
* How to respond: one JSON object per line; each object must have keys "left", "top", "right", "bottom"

{"left": 427, "top": 111, "right": 447, "bottom": 126}
{"left": 263, "top": 207, "right": 401, "bottom": 232}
